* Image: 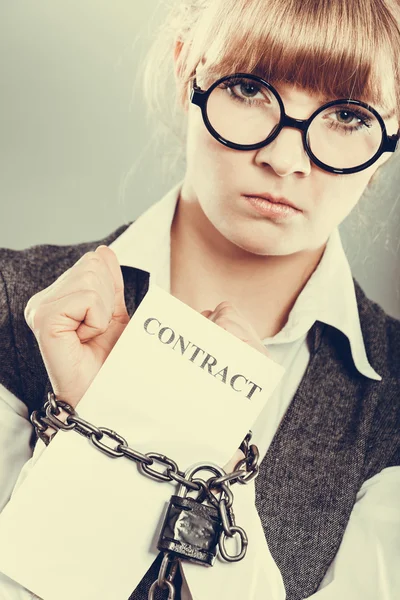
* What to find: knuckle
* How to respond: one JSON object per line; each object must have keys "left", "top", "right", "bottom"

{"left": 97, "top": 312, "right": 112, "bottom": 332}
{"left": 85, "top": 289, "right": 112, "bottom": 316}
{"left": 218, "top": 301, "right": 236, "bottom": 313}
{"left": 219, "top": 301, "right": 233, "bottom": 308}
{"left": 83, "top": 251, "right": 101, "bottom": 265}
{"left": 24, "top": 293, "right": 44, "bottom": 331}
{"left": 83, "top": 288, "right": 101, "bottom": 304}
{"left": 24, "top": 298, "right": 34, "bottom": 328}
{"left": 26, "top": 303, "right": 47, "bottom": 333}
{"left": 82, "top": 269, "right": 101, "bottom": 288}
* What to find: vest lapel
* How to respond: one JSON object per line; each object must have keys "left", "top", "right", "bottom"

{"left": 255, "top": 320, "right": 373, "bottom": 599}
{"left": 122, "top": 265, "right": 150, "bottom": 317}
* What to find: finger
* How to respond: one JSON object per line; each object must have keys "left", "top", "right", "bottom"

{"left": 208, "top": 301, "right": 242, "bottom": 323}
{"left": 210, "top": 314, "right": 250, "bottom": 340}
{"left": 30, "top": 259, "right": 116, "bottom": 322}
{"left": 95, "top": 245, "right": 128, "bottom": 318}
{"left": 201, "top": 309, "right": 213, "bottom": 318}
{"left": 31, "top": 288, "right": 112, "bottom": 342}
{"left": 209, "top": 302, "right": 261, "bottom": 340}
{"left": 42, "top": 250, "right": 115, "bottom": 298}
{"left": 223, "top": 448, "right": 246, "bottom": 473}
{"left": 64, "top": 247, "right": 118, "bottom": 308}
{"left": 210, "top": 311, "right": 271, "bottom": 357}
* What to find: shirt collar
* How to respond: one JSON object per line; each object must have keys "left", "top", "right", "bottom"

{"left": 275, "top": 226, "right": 382, "bottom": 380}
{"left": 109, "top": 180, "right": 180, "bottom": 285}
{"left": 109, "top": 180, "right": 381, "bottom": 381}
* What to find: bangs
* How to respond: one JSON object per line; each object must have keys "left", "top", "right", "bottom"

{"left": 190, "top": 0, "right": 400, "bottom": 115}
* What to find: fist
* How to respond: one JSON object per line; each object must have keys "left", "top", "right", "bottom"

{"left": 24, "top": 245, "right": 130, "bottom": 408}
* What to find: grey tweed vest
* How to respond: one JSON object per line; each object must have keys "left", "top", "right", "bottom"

{"left": 0, "top": 224, "right": 399, "bottom": 600}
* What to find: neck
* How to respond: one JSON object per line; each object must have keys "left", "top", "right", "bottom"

{"left": 170, "top": 193, "right": 326, "bottom": 340}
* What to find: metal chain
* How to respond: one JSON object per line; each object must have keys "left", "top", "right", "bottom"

{"left": 31, "top": 392, "right": 260, "bottom": 494}
{"left": 148, "top": 552, "right": 179, "bottom": 600}
{"left": 217, "top": 497, "right": 248, "bottom": 562}
{"left": 30, "top": 391, "right": 260, "bottom": 596}
{"left": 201, "top": 472, "right": 249, "bottom": 562}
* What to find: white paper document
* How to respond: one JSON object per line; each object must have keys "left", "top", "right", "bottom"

{"left": 0, "top": 282, "right": 285, "bottom": 600}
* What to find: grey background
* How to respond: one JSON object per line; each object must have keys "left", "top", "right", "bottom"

{"left": 0, "top": 1, "right": 399, "bottom": 318}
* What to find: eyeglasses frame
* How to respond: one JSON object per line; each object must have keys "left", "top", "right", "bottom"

{"left": 190, "top": 72, "right": 399, "bottom": 175}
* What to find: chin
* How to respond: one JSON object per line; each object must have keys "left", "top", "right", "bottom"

{"left": 224, "top": 231, "right": 292, "bottom": 257}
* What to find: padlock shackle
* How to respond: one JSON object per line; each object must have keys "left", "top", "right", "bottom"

{"left": 184, "top": 461, "right": 226, "bottom": 481}
{"left": 176, "top": 462, "right": 227, "bottom": 498}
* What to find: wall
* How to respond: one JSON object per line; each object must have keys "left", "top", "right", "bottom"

{"left": 0, "top": 1, "right": 399, "bottom": 318}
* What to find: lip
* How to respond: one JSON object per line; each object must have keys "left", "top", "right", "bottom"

{"left": 244, "top": 193, "right": 301, "bottom": 212}
{"left": 243, "top": 195, "right": 300, "bottom": 220}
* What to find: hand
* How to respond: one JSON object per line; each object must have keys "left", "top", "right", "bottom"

{"left": 24, "top": 245, "right": 130, "bottom": 408}
{"left": 201, "top": 301, "right": 270, "bottom": 358}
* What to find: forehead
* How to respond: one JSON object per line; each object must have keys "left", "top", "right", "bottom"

{"left": 195, "top": 1, "right": 399, "bottom": 121}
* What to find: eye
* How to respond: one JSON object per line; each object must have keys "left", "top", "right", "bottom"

{"left": 331, "top": 108, "right": 373, "bottom": 127}
{"left": 220, "top": 77, "right": 273, "bottom": 105}
{"left": 335, "top": 110, "right": 361, "bottom": 125}
{"left": 331, "top": 109, "right": 372, "bottom": 127}
{"left": 234, "top": 81, "right": 263, "bottom": 99}
{"left": 321, "top": 105, "right": 374, "bottom": 133}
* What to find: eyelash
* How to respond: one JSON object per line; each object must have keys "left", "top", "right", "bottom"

{"left": 324, "top": 110, "right": 373, "bottom": 134}
{"left": 222, "top": 81, "right": 269, "bottom": 107}
{"left": 221, "top": 79, "right": 373, "bottom": 133}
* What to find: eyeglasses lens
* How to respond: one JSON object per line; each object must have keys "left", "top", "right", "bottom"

{"left": 206, "top": 76, "right": 383, "bottom": 170}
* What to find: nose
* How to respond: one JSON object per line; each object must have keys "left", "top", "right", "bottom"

{"left": 254, "top": 126, "right": 312, "bottom": 177}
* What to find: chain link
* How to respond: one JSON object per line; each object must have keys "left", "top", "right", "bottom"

{"left": 168, "top": 470, "right": 202, "bottom": 491}
{"left": 116, "top": 443, "right": 154, "bottom": 466}
{"left": 90, "top": 428, "right": 128, "bottom": 458}
{"left": 138, "top": 452, "right": 180, "bottom": 482}
{"left": 148, "top": 552, "right": 178, "bottom": 600}
{"left": 67, "top": 414, "right": 103, "bottom": 438}
{"left": 45, "top": 400, "right": 76, "bottom": 431}
{"left": 219, "top": 525, "right": 248, "bottom": 562}
{"left": 205, "top": 474, "right": 248, "bottom": 561}
{"left": 216, "top": 498, "right": 248, "bottom": 562}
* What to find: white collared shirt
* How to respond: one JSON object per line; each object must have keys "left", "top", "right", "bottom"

{"left": 0, "top": 180, "right": 399, "bottom": 599}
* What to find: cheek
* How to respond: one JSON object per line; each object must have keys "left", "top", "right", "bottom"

{"left": 188, "top": 106, "right": 239, "bottom": 165}
{"left": 188, "top": 108, "right": 215, "bottom": 154}
{"left": 319, "top": 166, "right": 377, "bottom": 218}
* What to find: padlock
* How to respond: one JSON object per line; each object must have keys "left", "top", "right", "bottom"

{"left": 157, "top": 463, "right": 225, "bottom": 566}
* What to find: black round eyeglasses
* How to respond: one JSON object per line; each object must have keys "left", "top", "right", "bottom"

{"left": 190, "top": 73, "right": 399, "bottom": 175}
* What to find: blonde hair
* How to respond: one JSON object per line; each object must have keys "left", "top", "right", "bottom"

{"left": 140, "top": 0, "right": 400, "bottom": 179}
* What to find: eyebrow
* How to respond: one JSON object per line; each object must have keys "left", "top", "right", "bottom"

{"left": 249, "top": 71, "right": 397, "bottom": 120}
{"left": 318, "top": 91, "right": 397, "bottom": 119}
{"left": 310, "top": 95, "right": 397, "bottom": 122}
{"left": 317, "top": 92, "right": 395, "bottom": 117}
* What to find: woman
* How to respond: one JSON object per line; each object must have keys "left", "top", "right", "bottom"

{"left": 0, "top": 0, "right": 399, "bottom": 598}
